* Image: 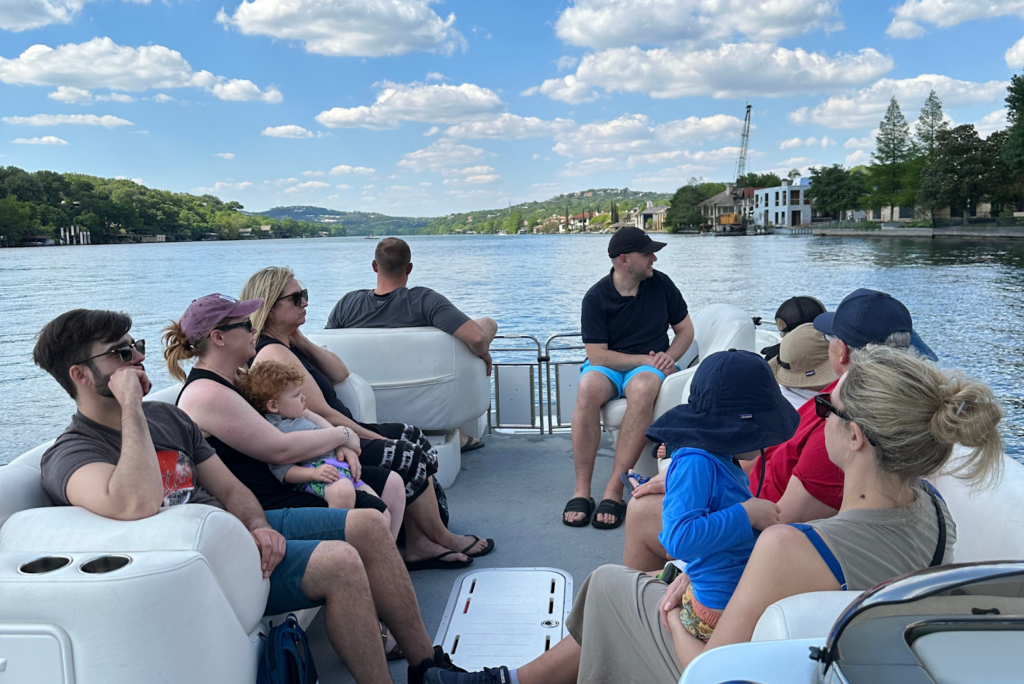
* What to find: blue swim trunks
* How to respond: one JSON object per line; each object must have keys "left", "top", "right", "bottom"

{"left": 580, "top": 360, "right": 676, "bottom": 399}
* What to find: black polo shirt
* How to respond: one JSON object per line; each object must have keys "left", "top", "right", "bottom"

{"left": 581, "top": 269, "right": 688, "bottom": 355}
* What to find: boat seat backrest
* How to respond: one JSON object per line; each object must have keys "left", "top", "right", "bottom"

{"left": 0, "top": 442, "right": 55, "bottom": 528}
{"left": 690, "top": 303, "right": 756, "bottom": 359}
{"left": 306, "top": 327, "right": 489, "bottom": 430}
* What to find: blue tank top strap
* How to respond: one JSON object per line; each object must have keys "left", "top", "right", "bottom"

{"left": 791, "top": 523, "right": 847, "bottom": 590}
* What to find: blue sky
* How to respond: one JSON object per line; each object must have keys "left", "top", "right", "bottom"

{"left": 1, "top": 0, "right": 1021, "bottom": 216}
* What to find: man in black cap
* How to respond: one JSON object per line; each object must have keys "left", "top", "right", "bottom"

{"left": 563, "top": 227, "right": 694, "bottom": 529}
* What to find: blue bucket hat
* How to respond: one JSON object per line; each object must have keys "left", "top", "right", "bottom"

{"left": 813, "top": 288, "right": 937, "bottom": 361}
{"left": 646, "top": 349, "right": 800, "bottom": 455}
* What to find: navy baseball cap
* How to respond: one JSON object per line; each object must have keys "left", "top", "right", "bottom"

{"left": 813, "top": 288, "right": 937, "bottom": 360}
{"left": 608, "top": 227, "right": 666, "bottom": 258}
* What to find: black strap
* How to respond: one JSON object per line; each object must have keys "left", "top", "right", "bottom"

{"left": 923, "top": 483, "right": 947, "bottom": 567}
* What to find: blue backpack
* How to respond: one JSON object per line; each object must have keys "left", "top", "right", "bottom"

{"left": 257, "top": 614, "right": 318, "bottom": 684}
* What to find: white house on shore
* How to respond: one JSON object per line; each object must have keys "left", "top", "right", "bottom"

{"left": 753, "top": 178, "right": 813, "bottom": 228}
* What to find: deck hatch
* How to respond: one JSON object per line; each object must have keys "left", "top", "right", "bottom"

{"left": 434, "top": 568, "right": 573, "bottom": 670}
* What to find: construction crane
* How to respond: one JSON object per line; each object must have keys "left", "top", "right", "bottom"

{"left": 734, "top": 103, "right": 752, "bottom": 183}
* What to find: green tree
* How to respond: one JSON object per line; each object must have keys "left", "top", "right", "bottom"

{"left": 807, "top": 165, "right": 867, "bottom": 219}
{"left": 610, "top": 200, "right": 619, "bottom": 224}
{"left": 869, "top": 96, "right": 914, "bottom": 211}
{"left": 918, "top": 125, "right": 991, "bottom": 225}
{"left": 915, "top": 90, "right": 946, "bottom": 160}
{"left": 787, "top": 168, "right": 802, "bottom": 182}
{"left": 736, "top": 172, "right": 782, "bottom": 189}
{"left": 0, "top": 195, "right": 34, "bottom": 246}
{"left": 665, "top": 178, "right": 725, "bottom": 232}
{"left": 1003, "top": 74, "right": 1024, "bottom": 177}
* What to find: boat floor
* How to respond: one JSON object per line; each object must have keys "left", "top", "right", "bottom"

{"left": 308, "top": 430, "right": 627, "bottom": 683}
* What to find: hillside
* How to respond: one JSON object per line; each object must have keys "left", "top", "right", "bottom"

{"left": 259, "top": 206, "right": 430, "bottom": 235}
{"left": 422, "top": 188, "right": 673, "bottom": 234}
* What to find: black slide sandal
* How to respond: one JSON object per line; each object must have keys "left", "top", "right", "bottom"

{"left": 562, "top": 496, "right": 596, "bottom": 527}
{"left": 405, "top": 551, "right": 473, "bottom": 571}
{"left": 591, "top": 499, "right": 626, "bottom": 529}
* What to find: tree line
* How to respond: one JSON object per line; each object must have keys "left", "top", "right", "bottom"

{"left": 0, "top": 167, "right": 345, "bottom": 246}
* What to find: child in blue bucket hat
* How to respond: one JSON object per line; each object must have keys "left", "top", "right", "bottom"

{"left": 644, "top": 349, "right": 800, "bottom": 643}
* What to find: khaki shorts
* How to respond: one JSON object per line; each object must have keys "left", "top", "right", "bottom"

{"left": 566, "top": 565, "right": 683, "bottom": 684}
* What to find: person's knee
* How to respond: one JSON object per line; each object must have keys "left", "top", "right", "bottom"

{"left": 344, "top": 508, "right": 392, "bottom": 543}
{"left": 625, "top": 373, "right": 662, "bottom": 403}
{"left": 325, "top": 480, "right": 356, "bottom": 509}
{"left": 577, "top": 375, "right": 614, "bottom": 409}
{"left": 304, "top": 541, "right": 365, "bottom": 598}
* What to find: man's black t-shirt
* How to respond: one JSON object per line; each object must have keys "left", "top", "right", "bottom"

{"left": 581, "top": 269, "right": 688, "bottom": 355}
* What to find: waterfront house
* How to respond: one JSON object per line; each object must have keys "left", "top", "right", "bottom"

{"left": 638, "top": 203, "right": 669, "bottom": 232}
{"left": 753, "top": 178, "right": 814, "bottom": 228}
{"left": 698, "top": 183, "right": 745, "bottom": 229}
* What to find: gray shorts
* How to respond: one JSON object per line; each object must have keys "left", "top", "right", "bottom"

{"left": 567, "top": 564, "right": 683, "bottom": 684}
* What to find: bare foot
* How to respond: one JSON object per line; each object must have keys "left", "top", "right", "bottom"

{"left": 442, "top": 532, "right": 489, "bottom": 555}
{"left": 596, "top": 482, "right": 625, "bottom": 525}
{"left": 404, "top": 537, "right": 469, "bottom": 565}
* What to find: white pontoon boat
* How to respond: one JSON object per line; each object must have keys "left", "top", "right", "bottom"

{"left": 2, "top": 303, "right": 1022, "bottom": 684}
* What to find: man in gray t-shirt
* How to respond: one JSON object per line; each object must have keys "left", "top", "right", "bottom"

{"left": 326, "top": 237, "right": 498, "bottom": 375}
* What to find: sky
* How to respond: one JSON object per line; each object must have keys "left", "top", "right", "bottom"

{"left": 0, "top": 0, "right": 1021, "bottom": 217}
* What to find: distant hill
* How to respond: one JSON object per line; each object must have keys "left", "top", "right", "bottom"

{"left": 422, "top": 188, "right": 673, "bottom": 234}
{"left": 258, "top": 206, "right": 430, "bottom": 235}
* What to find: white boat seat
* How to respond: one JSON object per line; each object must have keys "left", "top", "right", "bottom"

{"left": 751, "top": 590, "right": 859, "bottom": 641}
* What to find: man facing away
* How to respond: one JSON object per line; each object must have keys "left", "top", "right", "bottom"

{"left": 326, "top": 237, "right": 497, "bottom": 452}
{"left": 564, "top": 227, "right": 694, "bottom": 529}
{"left": 32, "top": 309, "right": 462, "bottom": 684}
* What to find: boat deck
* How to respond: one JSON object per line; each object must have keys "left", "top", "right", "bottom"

{"left": 309, "top": 430, "right": 627, "bottom": 683}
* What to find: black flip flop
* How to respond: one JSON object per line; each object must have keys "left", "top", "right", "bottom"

{"left": 591, "top": 499, "right": 626, "bottom": 529}
{"left": 460, "top": 535, "right": 495, "bottom": 558}
{"left": 405, "top": 551, "right": 473, "bottom": 572}
{"left": 562, "top": 496, "right": 596, "bottom": 527}
{"left": 461, "top": 437, "right": 486, "bottom": 453}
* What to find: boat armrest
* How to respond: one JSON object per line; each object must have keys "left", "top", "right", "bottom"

{"left": 335, "top": 373, "right": 376, "bottom": 424}
{"left": 751, "top": 591, "right": 859, "bottom": 642}
{"left": 0, "top": 504, "right": 268, "bottom": 634}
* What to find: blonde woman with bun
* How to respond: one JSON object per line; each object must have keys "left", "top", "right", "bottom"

{"left": 427, "top": 344, "right": 1005, "bottom": 684}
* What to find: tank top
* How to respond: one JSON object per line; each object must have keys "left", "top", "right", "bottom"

{"left": 254, "top": 335, "right": 354, "bottom": 420}
{"left": 177, "top": 367, "right": 327, "bottom": 510}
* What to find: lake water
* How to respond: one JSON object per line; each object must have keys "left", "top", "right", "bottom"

{"left": 3, "top": 233, "right": 1024, "bottom": 465}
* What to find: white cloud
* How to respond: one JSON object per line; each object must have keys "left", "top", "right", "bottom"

{"left": 788, "top": 107, "right": 809, "bottom": 123}
{"left": 845, "top": 150, "right": 870, "bottom": 166}
{"left": 423, "top": 125, "right": 439, "bottom": 136}
{"left": 47, "top": 86, "right": 137, "bottom": 104}
{"left": 779, "top": 136, "right": 834, "bottom": 149}
{"left": 11, "top": 135, "right": 68, "bottom": 144}
{"left": 426, "top": 71, "right": 444, "bottom": 81}
{"left": 284, "top": 180, "right": 331, "bottom": 194}
{"left": 632, "top": 163, "right": 715, "bottom": 186}
{"left": 443, "top": 113, "right": 576, "bottom": 140}
{"left": 554, "top": 0, "right": 843, "bottom": 50}
{"left": 302, "top": 170, "right": 324, "bottom": 176}
{"left": 420, "top": 181, "right": 432, "bottom": 186}
{"left": 798, "top": 74, "right": 1009, "bottom": 129}
{"left": 888, "top": 0, "right": 1024, "bottom": 39}
{"left": 767, "top": 157, "right": 817, "bottom": 177}
{"left": 151, "top": 93, "right": 175, "bottom": 103}
{"left": 780, "top": 137, "right": 805, "bottom": 149}
{"left": 216, "top": 0, "right": 466, "bottom": 58}
{"left": 844, "top": 133, "right": 876, "bottom": 149}
{"left": 2, "top": 113, "right": 131, "bottom": 127}
{"left": 396, "top": 140, "right": 485, "bottom": 173}
{"left": 214, "top": 152, "right": 235, "bottom": 159}
{"left": 336, "top": 184, "right": 352, "bottom": 189}
{"left": 194, "top": 181, "right": 255, "bottom": 193}
{"left": 330, "top": 164, "right": 375, "bottom": 175}
{"left": 551, "top": 113, "right": 745, "bottom": 161}
{"left": 0, "top": 38, "right": 281, "bottom": 103}
{"left": 316, "top": 81, "right": 503, "bottom": 129}
{"left": 626, "top": 146, "right": 742, "bottom": 167}
{"left": 1007, "top": 35, "right": 1024, "bottom": 68}
{"left": 555, "top": 55, "right": 579, "bottom": 71}
{"left": 559, "top": 157, "right": 619, "bottom": 176}
{"left": 0, "top": 0, "right": 148, "bottom": 32}
{"left": 975, "top": 109, "right": 1008, "bottom": 138}
{"left": 528, "top": 44, "right": 892, "bottom": 103}
{"left": 261, "top": 124, "right": 314, "bottom": 138}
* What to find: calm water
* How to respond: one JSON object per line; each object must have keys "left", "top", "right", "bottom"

{"left": 3, "top": 234, "right": 1024, "bottom": 465}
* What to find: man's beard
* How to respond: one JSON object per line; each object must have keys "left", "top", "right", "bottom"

{"left": 87, "top": 363, "right": 115, "bottom": 398}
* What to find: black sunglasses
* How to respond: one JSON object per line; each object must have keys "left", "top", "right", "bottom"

{"left": 815, "top": 393, "right": 877, "bottom": 446}
{"left": 76, "top": 339, "right": 146, "bottom": 365}
{"left": 215, "top": 320, "right": 253, "bottom": 334}
{"left": 276, "top": 288, "right": 308, "bottom": 307}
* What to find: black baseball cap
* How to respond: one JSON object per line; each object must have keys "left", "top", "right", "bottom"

{"left": 813, "top": 288, "right": 937, "bottom": 360}
{"left": 608, "top": 227, "right": 666, "bottom": 258}
{"left": 775, "top": 296, "right": 827, "bottom": 334}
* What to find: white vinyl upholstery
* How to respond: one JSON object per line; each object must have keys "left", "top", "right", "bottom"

{"left": 307, "top": 327, "right": 489, "bottom": 430}
{"left": 751, "top": 591, "right": 858, "bottom": 641}
{"left": 0, "top": 442, "right": 53, "bottom": 528}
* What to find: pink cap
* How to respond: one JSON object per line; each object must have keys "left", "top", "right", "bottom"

{"left": 180, "top": 293, "right": 263, "bottom": 342}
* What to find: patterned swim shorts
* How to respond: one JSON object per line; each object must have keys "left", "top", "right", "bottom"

{"left": 293, "top": 455, "right": 361, "bottom": 499}
{"left": 679, "top": 584, "right": 721, "bottom": 643}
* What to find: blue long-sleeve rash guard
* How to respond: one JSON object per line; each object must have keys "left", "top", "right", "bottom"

{"left": 658, "top": 447, "right": 757, "bottom": 611}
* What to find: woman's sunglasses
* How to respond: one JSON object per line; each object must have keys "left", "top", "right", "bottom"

{"left": 815, "top": 393, "right": 877, "bottom": 446}
{"left": 215, "top": 320, "right": 254, "bottom": 334}
{"left": 75, "top": 339, "right": 146, "bottom": 365}
{"left": 276, "top": 289, "right": 308, "bottom": 307}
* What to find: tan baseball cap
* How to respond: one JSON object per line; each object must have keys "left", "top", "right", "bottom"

{"left": 768, "top": 323, "right": 837, "bottom": 389}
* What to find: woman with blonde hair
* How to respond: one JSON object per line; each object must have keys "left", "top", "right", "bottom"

{"left": 240, "top": 267, "right": 493, "bottom": 571}
{"left": 428, "top": 344, "right": 1004, "bottom": 684}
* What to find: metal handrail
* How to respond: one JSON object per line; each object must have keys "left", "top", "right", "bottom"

{"left": 543, "top": 332, "right": 585, "bottom": 434}
{"left": 488, "top": 333, "right": 545, "bottom": 433}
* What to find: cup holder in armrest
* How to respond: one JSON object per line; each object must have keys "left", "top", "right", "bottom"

{"left": 79, "top": 554, "right": 132, "bottom": 574}
{"left": 18, "top": 555, "right": 73, "bottom": 575}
